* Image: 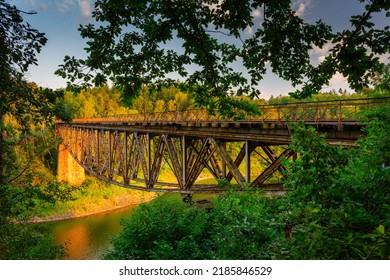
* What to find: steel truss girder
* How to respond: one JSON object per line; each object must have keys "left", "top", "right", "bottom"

{"left": 57, "top": 125, "right": 293, "bottom": 192}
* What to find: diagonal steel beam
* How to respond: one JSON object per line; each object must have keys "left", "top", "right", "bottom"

{"left": 252, "top": 148, "right": 295, "bottom": 187}
{"left": 164, "top": 135, "right": 184, "bottom": 189}
{"left": 189, "top": 141, "right": 220, "bottom": 179}
{"left": 185, "top": 138, "right": 214, "bottom": 189}
{"left": 261, "top": 146, "right": 289, "bottom": 178}
{"left": 134, "top": 132, "right": 149, "bottom": 183}
{"left": 212, "top": 139, "right": 246, "bottom": 188}
{"left": 226, "top": 142, "right": 257, "bottom": 181}
{"left": 148, "top": 135, "right": 166, "bottom": 188}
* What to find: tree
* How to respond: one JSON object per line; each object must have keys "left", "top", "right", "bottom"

{"left": 154, "top": 99, "right": 165, "bottom": 113}
{"left": 273, "top": 105, "right": 390, "bottom": 259}
{"left": 56, "top": 0, "right": 389, "bottom": 117}
{"left": 133, "top": 87, "right": 154, "bottom": 114}
{"left": 0, "top": 0, "right": 69, "bottom": 183}
{"left": 0, "top": 0, "right": 68, "bottom": 259}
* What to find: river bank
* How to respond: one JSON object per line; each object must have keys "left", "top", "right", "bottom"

{"left": 29, "top": 193, "right": 156, "bottom": 223}
{"left": 30, "top": 178, "right": 157, "bottom": 223}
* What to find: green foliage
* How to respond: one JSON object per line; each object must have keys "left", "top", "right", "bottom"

{"left": 132, "top": 85, "right": 194, "bottom": 114}
{"left": 206, "top": 191, "right": 278, "bottom": 259}
{"left": 0, "top": 0, "right": 70, "bottom": 132}
{"left": 63, "top": 85, "right": 136, "bottom": 118}
{"left": 274, "top": 104, "right": 390, "bottom": 259}
{"left": 0, "top": 221, "right": 63, "bottom": 259}
{"left": 56, "top": 0, "right": 389, "bottom": 116}
{"left": 1, "top": 1, "right": 71, "bottom": 183}
{"left": 104, "top": 191, "right": 280, "bottom": 260}
{"left": 283, "top": 123, "right": 349, "bottom": 209}
{"left": 104, "top": 195, "right": 209, "bottom": 260}
{"left": 0, "top": 180, "right": 72, "bottom": 259}
{"left": 0, "top": 1, "right": 71, "bottom": 259}
{"left": 36, "top": 178, "right": 153, "bottom": 219}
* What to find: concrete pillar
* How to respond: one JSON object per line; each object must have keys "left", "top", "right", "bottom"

{"left": 57, "top": 143, "right": 85, "bottom": 186}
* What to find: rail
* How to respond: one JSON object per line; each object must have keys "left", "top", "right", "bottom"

{"left": 67, "top": 97, "right": 390, "bottom": 125}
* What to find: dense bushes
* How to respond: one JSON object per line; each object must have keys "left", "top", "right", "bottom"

{"left": 104, "top": 195, "right": 208, "bottom": 259}
{"left": 104, "top": 192, "right": 280, "bottom": 260}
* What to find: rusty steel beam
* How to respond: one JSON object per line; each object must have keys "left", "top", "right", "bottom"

{"left": 185, "top": 138, "right": 214, "bottom": 189}
{"left": 148, "top": 135, "right": 165, "bottom": 188}
{"left": 261, "top": 146, "right": 288, "bottom": 176}
{"left": 212, "top": 139, "right": 246, "bottom": 188}
{"left": 252, "top": 149, "right": 295, "bottom": 187}
{"left": 226, "top": 141, "right": 257, "bottom": 181}
{"left": 164, "top": 135, "right": 184, "bottom": 189}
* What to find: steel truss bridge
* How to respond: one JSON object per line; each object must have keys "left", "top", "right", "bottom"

{"left": 56, "top": 97, "right": 389, "bottom": 193}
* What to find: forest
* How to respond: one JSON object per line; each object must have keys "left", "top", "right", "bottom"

{"left": 1, "top": 0, "right": 389, "bottom": 260}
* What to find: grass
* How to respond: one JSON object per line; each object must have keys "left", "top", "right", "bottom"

{"left": 35, "top": 177, "right": 157, "bottom": 220}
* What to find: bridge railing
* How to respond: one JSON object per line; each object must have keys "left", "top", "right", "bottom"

{"left": 68, "top": 97, "right": 389, "bottom": 125}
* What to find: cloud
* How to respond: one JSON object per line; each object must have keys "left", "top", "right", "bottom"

{"left": 327, "top": 72, "right": 352, "bottom": 92}
{"left": 77, "top": 0, "right": 92, "bottom": 18}
{"left": 291, "top": 0, "right": 311, "bottom": 18}
{"left": 330, "top": 72, "right": 347, "bottom": 84}
{"left": 245, "top": 26, "right": 253, "bottom": 35}
{"left": 55, "top": 0, "right": 92, "bottom": 18}
{"left": 23, "top": 0, "right": 48, "bottom": 11}
{"left": 57, "top": 0, "right": 73, "bottom": 13}
{"left": 310, "top": 42, "right": 334, "bottom": 65}
{"left": 296, "top": 3, "right": 306, "bottom": 17}
{"left": 251, "top": 9, "right": 261, "bottom": 18}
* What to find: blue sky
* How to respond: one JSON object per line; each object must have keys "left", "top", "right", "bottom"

{"left": 15, "top": 0, "right": 389, "bottom": 99}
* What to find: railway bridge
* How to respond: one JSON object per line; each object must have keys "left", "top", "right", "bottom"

{"left": 56, "top": 97, "right": 388, "bottom": 193}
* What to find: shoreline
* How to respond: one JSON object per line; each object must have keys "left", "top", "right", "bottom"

{"left": 27, "top": 195, "right": 156, "bottom": 224}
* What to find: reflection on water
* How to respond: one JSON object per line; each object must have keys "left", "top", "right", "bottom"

{"left": 47, "top": 205, "right": 136, "bottom": 260}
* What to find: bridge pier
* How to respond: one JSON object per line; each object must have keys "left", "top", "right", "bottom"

{"left": 57, "top": 143, "right": 85, "bottom": 186}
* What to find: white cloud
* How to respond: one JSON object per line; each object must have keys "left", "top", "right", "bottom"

{"left": 330, "top": 72, "right": 347, "bottom": 85}
{"left": 296, "top": 3, "right": 306, "bottom": 17}
{"left": 57, "top": 0, "right": 73, "bottom": 13}
{"left": 291, "top": 0, "right": 311, "bottom": 18}
{"left": 23, "top": 0, "right": 48, "bottom": 11}
{"left": 77, "top": 0, "right": 92, "bottom": 18}
{"left": 251, "top": 8, "right": 261, "bottom": 18}
{"left": 245, "top": 26, "right": 253, "bottom": 35}
{"left": 310, "top": 42, "right": 334, "bottom": 65}
{"left": 326, "top": 72, "right": 352, "bottom": 92}
{"left": 55, "top": 0, "right": 92, "bottom": 18}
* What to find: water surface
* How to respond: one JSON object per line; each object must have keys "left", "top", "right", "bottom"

{"left": 47, "top": 205, "right": 137, "bottom": 260}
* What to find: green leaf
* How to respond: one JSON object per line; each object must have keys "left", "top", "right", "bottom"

{"left": 375, "top": 225, "right": 385, "bottom": 235}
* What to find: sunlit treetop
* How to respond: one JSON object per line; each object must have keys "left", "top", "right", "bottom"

{"left": 55, "top": 0, "right": 390, "bottom": 117}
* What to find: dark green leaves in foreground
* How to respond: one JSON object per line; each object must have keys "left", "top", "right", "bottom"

{"left": 56, "top": 0, "right": 389, "bottom": 116}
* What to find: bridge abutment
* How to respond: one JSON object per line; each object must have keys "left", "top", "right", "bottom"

{"left": 57, "top": 143, "right": 85, "bottom": 186}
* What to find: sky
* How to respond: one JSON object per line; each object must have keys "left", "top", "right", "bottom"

{"left": 14, "top": 0, "right": 389, "bottom": 99}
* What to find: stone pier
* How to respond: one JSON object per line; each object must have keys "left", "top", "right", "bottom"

{"left": 57, "top": 143, "right": 85, "bottom": 186}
